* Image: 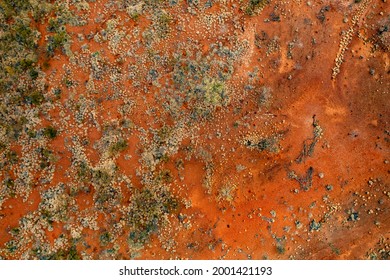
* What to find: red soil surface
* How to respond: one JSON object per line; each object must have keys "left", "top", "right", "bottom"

{"left": 0, "top": 0, "right": 389, "bottom": 260}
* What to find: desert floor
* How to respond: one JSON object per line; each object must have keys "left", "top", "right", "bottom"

{"left": 0, "top": 0, "right": 389, "bottom": 259}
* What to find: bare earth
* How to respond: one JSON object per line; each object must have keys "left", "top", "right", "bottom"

{"left": 0, "top": 0, "right": 389, "bottom": 260}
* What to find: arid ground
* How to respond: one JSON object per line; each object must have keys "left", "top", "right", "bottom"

{"left": 0, "top": 0, "right": 389, "bottom": 259}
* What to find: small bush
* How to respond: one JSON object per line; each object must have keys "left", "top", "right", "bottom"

{"left": 109, "top": 139, "right": 128, "bottom": 155}
{"left": 43, "top": 126, "right": 58, "bottom": 139}
{"left": 245, "top": 0, "right": 270, "bottom": 15}
{"left": 25, "top": 91, "right": 44, "bottom": 105}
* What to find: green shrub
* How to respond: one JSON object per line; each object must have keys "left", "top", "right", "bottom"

{"left": 245, "top": 0, "right": 270, "bottom": 15}
{"left": 127, "top": 187, "right": 178, "bottom": 245}
{"left": 25, "top": 91, "right": 44, "bottom": 105}
{"left": 43, "top": 126, "right": 58, "bottom": 139}
{"left": 109, "top": 139, "right": 128, "bottom": 155}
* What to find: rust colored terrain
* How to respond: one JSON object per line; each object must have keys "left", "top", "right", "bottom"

{"left": 0, "top": 0, "right": 389, "bottom": 260}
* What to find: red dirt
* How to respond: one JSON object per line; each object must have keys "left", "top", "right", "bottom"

{"left": 0, "top": 0, "right": 389, "bottom": 260}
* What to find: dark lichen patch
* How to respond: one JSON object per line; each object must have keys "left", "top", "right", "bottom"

{"left": 329, "top": 243, "right": 341, "bottom": 256}
{"left": 316, "top": 6, "right": 330, "bottom": 23}
{"left": 244, "top": 134, "right": 280, "bottom": 153}
{"left": 276, "top": 242, "right": 285, "bottom": 254}
{"left": 325, "top": 184, "right": 333, "bottom": 191}
{"left": 347, "top": 211, "right": 360, "bottom": 222}
{"left": 254, "top": 30, "right": 269, "bottom": 49}
{"left": 288, "top": 167, "right": 314, "bottom": 191}
{"left": 257, "top": 138, "right": 278, "bottom": 152}
{"left": 296, "top": 116, "right": 323, "bottom": 163}
{"left": 269, "top": 12, "right": 281, "bottom": 22}
{"left": 309, "top": 220, "right": 321, "bottom": 231}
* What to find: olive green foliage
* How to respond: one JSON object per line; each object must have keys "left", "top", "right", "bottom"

{"left": 39, "top": 186, "right": 70, "bottom": 224}
{"left": 0, "top": 1, "right": 42, "bottom": 90}
{"left": 245, "top": 0, "right": 270, "bottom": 15}
{"left": 45, "top": 5, "right": 72, "bottom": 57}
{"left": 4, "top": 178, "right": 16, "bottom": 197}
{"left": 31, "top": 243, "right": 80, "bottom": 260}
{"left": 10, "top": 227, "right": 20, "bottom": 236}
{"left": 100, "top": 232, "right": 112, "bottom": 246}
{"left": 109, "top": 139, "right": 128, "bottom": 155}
{"left": 276, "top": 242, "right": 285, "bottom": 254}
{"left": 25, "top": 91, "right": 44, "bottom": 105}
{"left": 155, "top": 169, "right": 173, "bottom": 184}
{"left": 94, "top": 184, "right": 118, "bottom": 204}
{"left": 46, "top": 30, "right": 70, "bottom": 56}
{"left": 43, "top": 126, "right": 58, "bottom": 139}
{"left": 0, "top": 113, "right": 29, "bottom": 141}
{"left": 144, "top": 0, "right": 168, "bottom": 7}
{"left": 0, "top": 1, "right": 53, "bottom": 152}
{"left": 5, "top": 240, "right": 17, "bottom": 253}
{"left": 5, "top": 150, "right": 18, "bottom": 164}
{"left": 92, "top": 169, "right": 112, "bottom": 187}
{"left": 77, "top": 161, "right": 92, "bottom": 182}
{"left": 91, "top": 168, "right": 121, "bottom": 205}
{"left": 48, "top": 245, "right": 80, "bottom": 260}
{"left": 171, "top": 50, "right": 232, "bottom": 120}
{"left": 203, "top": 79, "right": 226, "bottom": 106}
{"left": 0, "top": 0, "right": 71, "bottom": 144}
{"left": 38, "top": 148, "right": 57, "bottom": 169}
{"left": 128, "top": 187, "right": 178, "bottom": 246}
{"left": 0, "top": 0, "right": 31, "bottom": 20}
{"left": 154, "top": 10, "right": 172, "bottom": 38}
